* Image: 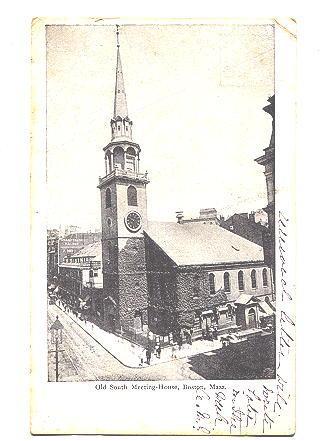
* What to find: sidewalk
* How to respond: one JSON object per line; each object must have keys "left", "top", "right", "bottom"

{"left": 54, "top": 300, "right": 254, "bottom": 368}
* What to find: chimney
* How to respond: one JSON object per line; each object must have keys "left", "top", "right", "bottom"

{"left": 176, "top": 211, "right": 184, "bottom": 224}
{"left": 249, "top": 211, "right": 256, "bottom": 223}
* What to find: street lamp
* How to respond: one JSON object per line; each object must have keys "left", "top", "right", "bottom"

{"left": 50, "top": 315, "right": 64, "bottom": 382}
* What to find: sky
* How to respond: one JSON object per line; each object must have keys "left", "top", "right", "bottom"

{"left": 46, "top": 23, "right": 274, "bottom": 230}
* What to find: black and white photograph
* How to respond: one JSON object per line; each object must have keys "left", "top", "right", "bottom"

{"left": 30, "top": 17, "right": 296, "bottom": 435}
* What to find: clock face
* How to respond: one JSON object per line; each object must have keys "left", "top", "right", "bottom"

{"left": 125, "top": 211, "right": 142, "bottom": 232}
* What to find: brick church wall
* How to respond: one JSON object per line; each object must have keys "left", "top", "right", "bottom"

{"left": 117, "top": 237, "right": 149, "bottom": 330}
{"left": 144, "top": 234, "right": 178, "bottom": 335}
{"left": 176, "top": 270, "right": 229, "bottom": 328}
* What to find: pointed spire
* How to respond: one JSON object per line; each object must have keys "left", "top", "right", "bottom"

{"left": 114, "top": 25, "right": 128, "bottom": 118}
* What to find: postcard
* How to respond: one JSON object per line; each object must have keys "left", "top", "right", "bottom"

{"left": 30, "top": 17, "right": 296, "bottom": 435}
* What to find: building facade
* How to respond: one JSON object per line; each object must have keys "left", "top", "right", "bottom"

{"left": 145, "top": 221, "right": 273, "bottom": 342}
{"left": 58, "top": 232, "right": 101, "bottom": 265}
{"left": 219, "top": 212, "right": 268, "bottom": 246}
{"left": 98, "top": 32, "right": 150, "bottom": 333}
{"left": 58, "top": 242, "right": 103, "bottom": 317}
{"left": 47, "top": 229, "right": 59, "bottom": 280}
{"left": 97, "top": 29, "right": 275, "bottom": 344}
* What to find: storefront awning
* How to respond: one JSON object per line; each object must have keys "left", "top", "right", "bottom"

{"left": 217, "top": 305, "right": 229, "bottom": 312}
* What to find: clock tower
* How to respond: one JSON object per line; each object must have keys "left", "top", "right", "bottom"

{"left": 98, "top": 26, "right": 149, "bottom": 334}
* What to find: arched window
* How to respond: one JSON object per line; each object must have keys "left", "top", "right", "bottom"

{"left": 126, "top": 147, "right": 136, "bottom": 172}
{"left": 251, "top": 269, "right": 257, "bottom": 289}
{"left": 105, "top": 188, "right": 111, "bottom": 208}
{"left": 262, "top": 268, "right": 268, "bottom": 287}
{"left": 224, "top": 272, "right": 230, "bottom": 292}
{"left": 126, "top": 147, "right": 136, "bottom": 156}
{"left": 113, "top": 146, "right": 125, "bottom": 169}
{"left": 127, "top": 185, "right": 137, "bottom": 206}
{"left": 238, "top": 270, "right": 244, "bottom": 291}
{"left": 106, "top": 152, "right": 112, "bottom": 173}
{"left": 209, "top": 273, "right": 215, "bottom": 295}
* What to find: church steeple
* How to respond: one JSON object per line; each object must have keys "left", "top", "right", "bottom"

{"left": 111, "top": 25, "right": 133, "bottom": 141}
{"left": 114, "top": 26, "right": 128, "bottom": 118}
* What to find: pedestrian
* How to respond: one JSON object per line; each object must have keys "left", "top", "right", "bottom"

{"left": 156, "top": 345, "right": 161, "bottom": 359}
{"left": 171, "top": 345, "right": 176, "bottom": 359}
{"left": 139, "top": 351, "right": 144, "bottom": 366}
{"left": 146, "top": 347, "right": 151, "bottom": 365}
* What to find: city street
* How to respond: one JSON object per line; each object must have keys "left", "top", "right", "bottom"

{"left": 48, "top": 304, "right": 275, "bottom": 381}
{"left": 47, "top": 305, "right": 203, "bottom": 381}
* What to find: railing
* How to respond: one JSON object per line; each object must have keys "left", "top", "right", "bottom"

{"left": 99, "top": 168, "right": 149, "bottom": 185}
{"left": 114, "top": 327, "right": 152, "bottom": 348}
{"left": 60, "top": 260, "right": 101, "bottom": 269}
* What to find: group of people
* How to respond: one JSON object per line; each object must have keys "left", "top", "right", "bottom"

{"left": 202, "top": 325, "right": 218, "bottom": 341}
{"left": 140, "top": 344, "right": 162, "bottom": 366}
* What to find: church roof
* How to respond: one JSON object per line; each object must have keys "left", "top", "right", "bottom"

{"left": 145, "top": 221, "right": 264, "bottom": 267}
{"left": 258, "top": 301, "right": 275, "bottom": 316}
{"left": 234, "top": 294, "right": 258, "bottom": 305}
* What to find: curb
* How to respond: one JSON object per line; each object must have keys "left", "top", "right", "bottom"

{"left": 53, "top": 303, "right": 235, "bottom": 369}
{"left": 54, "top": 303, "right": 140, "bottom": 368}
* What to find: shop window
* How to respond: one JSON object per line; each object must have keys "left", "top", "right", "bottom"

{"left": 262, "top": 268, "right": 268, "bottom": 287}
{"left": 238, "top": 270, "right": 244, "bottom": 291}
{"left": 209, "top": 273, "right": 215, "bottom": 295}
{"left": 224, "top": 272, "right": 230, "bottom": 292}
{"left": 251, "top": 269, "right": 257, "bottom": 289}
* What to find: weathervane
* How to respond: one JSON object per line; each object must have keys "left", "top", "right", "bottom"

{"left": 116, "top": 24, "right": 120, "bottom": 48}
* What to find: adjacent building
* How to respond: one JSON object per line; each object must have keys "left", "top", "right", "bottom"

{"left": 219, "top": 211, "right": 268, "bottom": 247}
{"left": 47, "top": 229, "right": 59, "bottom": 280}
{"left": 58, "top": 232, "right": 101, "bottom": 265}
{"left": 255, "top": 95, "right": 275, "bottom": 270}
{"left": 58, "top": 242, "right": 103, "bottom": 317}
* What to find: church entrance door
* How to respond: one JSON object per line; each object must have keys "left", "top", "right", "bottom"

{"left": 247, "top": 308, "right": 257, "bottom": 329}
